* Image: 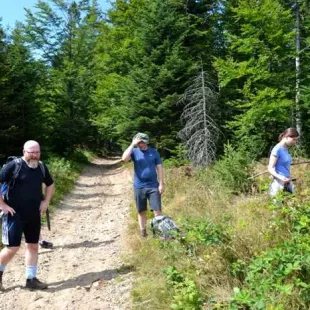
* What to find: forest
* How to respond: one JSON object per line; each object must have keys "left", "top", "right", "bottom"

{"left": 1, "top": 0, "right": 309, "bottom": 161}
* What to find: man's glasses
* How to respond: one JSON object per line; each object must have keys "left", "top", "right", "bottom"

{"left": 25, "top": 150, "right": 41, "bottom": 155}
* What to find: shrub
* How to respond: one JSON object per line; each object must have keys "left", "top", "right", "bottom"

{"left": 210, "top": 143, "right": 254, "bottom": 193}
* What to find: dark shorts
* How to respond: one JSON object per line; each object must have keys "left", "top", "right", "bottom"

{"left": 134, "top": 187, "right": 162, "bottom": 213}
{"left": 2, "top": 213, "right": 41, "bottom": 247}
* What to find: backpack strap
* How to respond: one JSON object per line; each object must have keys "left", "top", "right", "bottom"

{"left": 5, "top": 158, "right": 23, "bottom": 200}
{"left": 38, "top": 161, "right": 46, "bottom": 179}
{"left": 11, "top": 158, "right": 23, "bottom": 182}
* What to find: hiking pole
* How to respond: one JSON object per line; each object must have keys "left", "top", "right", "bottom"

{"left": 0, "top": 211, "right": 3, "bottom": 220}
{"left": 248, "top": 161, "right": 310, "bottom": 179}
{"left": 46, "top": 208, "right": 51, "bottom": 231}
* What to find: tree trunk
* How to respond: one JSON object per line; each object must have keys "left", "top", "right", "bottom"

{"left": 295, "top": 2, "right": 302, "bottom": 136}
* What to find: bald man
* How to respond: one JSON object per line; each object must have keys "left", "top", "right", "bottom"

{"left": 0, "top": 140, "right": 55, "bottom": 290}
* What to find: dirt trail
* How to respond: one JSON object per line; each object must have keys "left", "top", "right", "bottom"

{"left": 0, "top": 158, "right": 133, "bottom": 310}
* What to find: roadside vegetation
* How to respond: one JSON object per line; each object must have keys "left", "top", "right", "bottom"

{"left": 126, "top": 148, "right": 310, "bottom": 310}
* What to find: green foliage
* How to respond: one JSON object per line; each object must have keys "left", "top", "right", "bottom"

{"left": 231, "top": 235, "right": 310, "bottom": 309}
{"left": 164, "top": 266, "right": 203, "bottom": 310}
{"left": 215, "top": 0, "right": 296, "bottom": 157}
{"left": 24, "top": 0, "right": 102, "bottom": 154}
{"left": 163, "top": 144, "right": 190, "bottom": 168}
{"left": 94, "top": 0, "right": 219, "bottom": 156}
{"left": 180, "top": 218, "right": 225, "bottom": 257}
{"left": 129, "top": 161, "right": 310, "bottom": 309}
{"left": 229, "top": 199, "right": 310, "bottom": 309}
{"left": 208, "top": 143, "right": 254, "bottom": 193}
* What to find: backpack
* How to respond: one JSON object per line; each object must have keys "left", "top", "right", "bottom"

{"left": 1, "top": 156, "right": 45, "bottom": 200}
{"left": 151, "top": 215, "right": 179, "bottom": 239}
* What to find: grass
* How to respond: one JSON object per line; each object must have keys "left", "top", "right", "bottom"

{"left": 125, "top": 160, "right": 310, "bottom": 309}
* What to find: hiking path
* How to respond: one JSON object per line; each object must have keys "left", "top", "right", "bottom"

{"left": 0, "top": 158, "right": 134, "bottom": 310}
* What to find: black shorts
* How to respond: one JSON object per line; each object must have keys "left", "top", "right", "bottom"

{"left": 134, "top": 187, "right": 162, "bottom": 213}
{"left": 2, "top": 213, "right": 41, "bottom": 247}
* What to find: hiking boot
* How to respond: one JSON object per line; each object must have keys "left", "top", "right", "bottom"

{"left": 39, "top": 240, "right": 53, "bottom": 249}
{"left": 25, "top": 278, "right": 48, "bottom": 290}
{"left": 140, "top": 229, "right": 148, "bottom": 238}
{"left": 0, "top": 271, "right": 4, "bottom": 292}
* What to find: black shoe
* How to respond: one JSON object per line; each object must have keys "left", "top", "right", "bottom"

{"left": 25, "top": 277, "right": 48, "bottom": 290}
{"left": 39, "top": 240, "right": 53, "bottom": 249}
{"left": 0, "top": 271, "right": 4, "bottom": 291}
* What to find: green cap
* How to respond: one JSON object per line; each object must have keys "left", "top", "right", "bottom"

{"left": 134, "top": 132, "right": 149, "bottom": 144}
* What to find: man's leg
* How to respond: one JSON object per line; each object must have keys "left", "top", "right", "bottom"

{"left": 0, "top": 247, "right": 20, "bottom": 265}
{"left": 24, "top": 217, "right": 47, "bottom": 290}
{"left": 134, "top": 188, "right": 148, "bottom": 236}
{"left": 0, "top": 214, "right": 22, "bottom": 291}
{"left": 138, "top": 211, "right": 147, "bottom": 236}
{"left": 25, "top": 243, "right": 39, "bottom": 266}
{"left": 148, "top": 188, "right": 162, "bottom": 216}
{"left": 0, "top": 247, "right": 20, "bottom": 291}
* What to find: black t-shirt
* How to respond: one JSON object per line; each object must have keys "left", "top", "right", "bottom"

{"left": 0, "top": 159, "right": 54, "bottom": 218}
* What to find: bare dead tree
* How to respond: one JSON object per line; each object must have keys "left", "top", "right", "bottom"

{"left": 178, "top": 68, "right": 220, "bottom": 166}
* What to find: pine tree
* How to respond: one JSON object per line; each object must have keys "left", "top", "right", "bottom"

{"left": 24, "top": 0, "right": 102, "bottom": 153}
{"left": 215, "top": 0, "right": 295, "bottom": 156}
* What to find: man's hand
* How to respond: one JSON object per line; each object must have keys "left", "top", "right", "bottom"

{"left": 159, "top": 183, "right": 165, "bottom": 195}
{"left": 132, "top": 137, "right": 142, "bottom": 147}
{"left": 1, "top": 203, "right": 15, "bottom": 216}
{"left": 40, "top": 200, "right": 49, "bottom": 214}
{"left": 281, "top": 176, "right": 291, "bottom": 184}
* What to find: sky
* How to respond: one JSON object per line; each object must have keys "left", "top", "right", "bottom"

{"left": 0, "top": 0, "right": 111, "bottom": 29}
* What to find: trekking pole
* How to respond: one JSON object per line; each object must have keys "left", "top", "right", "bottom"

{"left": 248, "top": 161, "right": 310, "bottom": 180}
{"left": 46, "top": 208, "right": 51, "bottom": 231}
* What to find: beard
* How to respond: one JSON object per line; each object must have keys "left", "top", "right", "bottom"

{"left": 26, "top": 159, "right": 39, "bottom": 169}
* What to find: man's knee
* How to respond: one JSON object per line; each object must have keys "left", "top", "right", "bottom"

{"left": 25, "top": 243, "right": 39, "bottom": 252}
{"left": 2, "top": 246, "right": 20, "bottom": 255}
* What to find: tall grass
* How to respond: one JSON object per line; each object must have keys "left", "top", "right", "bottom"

{"left": 126, "top": 151, "right": 310, "bottom": 309}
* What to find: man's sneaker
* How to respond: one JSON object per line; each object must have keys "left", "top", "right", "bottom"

{"left": 39, "top": 240, "right": 53, "bottom": 249}
{"left": 0, "top": 271, "right": 4, "bottom": 291}
{"left": 26, "top": 278, "right": 48, "bottom": 290}
{"left": 140, "top": 229, "right": 148, "bottom": 238}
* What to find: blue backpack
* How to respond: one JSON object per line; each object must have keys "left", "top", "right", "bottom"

{"left": 1, "top": 157, "right": 45, "bottom": 200}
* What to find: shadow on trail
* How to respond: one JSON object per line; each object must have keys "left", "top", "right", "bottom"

{"left": 2, "top": 285, "right": 22, "bottom": 293}
{"left": 75, "top": 182, "right": 114, "bottom": 188}
{"left": 69, "top": 191, "right": 121, "bottom": 200}
{"left": 57, "top": 203, "right": 100, "bottom": 211}
{"left": 51, "top": 240, "right": 115, "bottom": 250}
{"left": 48, "top": 265, "right": 134, "bottom": 292}
{"left": 88, "top": 160, "right": 123, "bottom": 170}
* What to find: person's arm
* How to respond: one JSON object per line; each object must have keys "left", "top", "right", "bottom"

{"left": 0, "top": 188, "right": 15, "bottom": 216}
{"left": 157, "top": 164, "right": 164, "bottom": 194}
{"left": 0, "top": 163, "right": 16, "bottom": 216}
{"left": 268, "top": 155, "right": 290, "bottom": 183}
{"left": 122, "top": 138, "right": 141, "bottom": 162}
{"left": 40, "top": 183, "right": 55, "bottom": 214}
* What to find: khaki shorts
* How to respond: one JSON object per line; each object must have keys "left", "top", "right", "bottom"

{"left": 269, "top": 178, "right": 294, "bottom": 197}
